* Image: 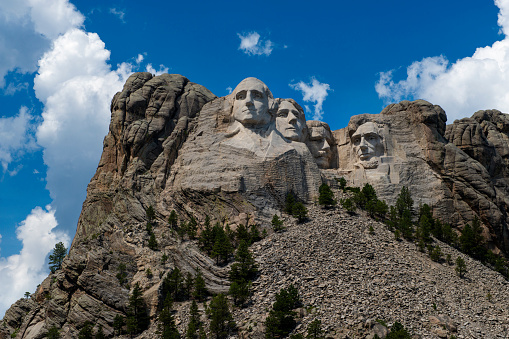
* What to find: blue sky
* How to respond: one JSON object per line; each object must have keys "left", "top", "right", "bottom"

{"left": 0, "top": 0, "right": 506, "bottom": 316}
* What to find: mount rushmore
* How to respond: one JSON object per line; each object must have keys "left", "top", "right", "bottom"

{"left": 2, "top": 72, "right": 509, "bottom": 338}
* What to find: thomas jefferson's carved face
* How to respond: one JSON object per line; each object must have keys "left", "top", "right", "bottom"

{"left": 307, "top": 124, "right": 333, "bottom": 169}
{"left": 351, "top": 122, "right": 383, "bottom": 163}
{"left": 276, "top": 100, "right": 305, "bottom": 142}
{"left": 232, "top": 78, "right": 271, "bottom": 126}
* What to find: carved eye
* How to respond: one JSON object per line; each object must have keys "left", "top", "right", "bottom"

{"left": 277, "top": 111, "right": 288, "bottom": 118}
{"left": 236, "top": 91, "right": 246, "bottom": 100}
{"left": 253, "top": 91, "right": 263, "bottom": 99}
{"left": 352, "top": 137, "right": 360, "bottom": 145}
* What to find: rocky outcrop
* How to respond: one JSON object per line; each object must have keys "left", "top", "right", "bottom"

{"left": 333, "top": 100, "right": 509, "bottom": 253}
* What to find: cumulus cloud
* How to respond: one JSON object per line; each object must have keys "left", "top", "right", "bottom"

{"left": 0, "top": 0, "right": 169, "bottom": 317}
{"left": 376, "top": 0, "right": 509, "bottom": 121}
{"left": 0, "top": 107, "right": 37, "bottom": 173}
{"left": 0, "top": 0, "right": 84, "bottom": 87}
{"left": 0, "top": 205, "right": 69, "bottom": 317}
{"left": 34, "top": 28, "right": 134, "bottom": 235}
{"left": 146, "top": 63, "right": 169, "bottom": 75}
{"left": 290, "top": 77, "right": 331, "bottom": 120}
{"left": 238, "top": 32, "right": 274, "bottom": 56}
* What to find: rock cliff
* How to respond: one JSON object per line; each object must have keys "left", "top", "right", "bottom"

{"left": 3, "top": 74, "right": 509, "bottom": 338}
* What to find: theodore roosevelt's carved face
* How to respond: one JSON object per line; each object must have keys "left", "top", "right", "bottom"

{"left": 232, "top": 78, "right": 272, "bottom": 127}
{"left": 276, "top": 100, "right": 306, "bottom": 142}
{"left": 351, "top": 122, "right": 384, "bottom": 164}
{"left": 306, "top": 121, "right": 333, "bottom": 169}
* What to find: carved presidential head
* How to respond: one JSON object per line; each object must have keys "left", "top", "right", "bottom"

{"left": 350, "top": 121, "right": 384, "bottom": 168}
{"left": 306, "top": 120, "right": 334, "bottom": 169}
{"left": 276, "top": 99, "right": 306, "bottom": 142}
{"left": 229, "top": 77, "right": 275, "bottom": 127}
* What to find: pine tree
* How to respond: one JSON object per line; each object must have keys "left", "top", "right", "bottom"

{"left": 211, "top": 227, "right": 233, "bottom": 265}
{"left": 386, "top": 321, "right": 412, "bottom": 339}
{"left": 199, "top": 220, "right": 215, "bottom": 254}
{"left": 430, "top": 245, "right": 442, "bottom": 262}
{"left": 306, "top": 319, "right": 324, "bottom": 339}
{"left": 146, "top": 205, "right": 156, "bottom": 222}
{"left": 49, "top": 242, "right": 67, "bottom": 273}
{"left": 113, "top": 314, "right": 125, "bottom": 336}
{"left": 229, "top": 241, "right": 258, "bottom": 306}
{"left": 271, "top": 214, "right": 284, "bottom": 232}
{"left": 127, "top": 282, "right": 149, "bottom": 335}
{"left": 162, "top": 268, "right": 186, "bottom": 302}
{"left": 265, "top": 285, "right": 301, "bottom": 338}
{"left": 46, "top": 326, "right": 61, "bottom": 339}
{"left": 318, "top": 183, "right": 336, "bottom": 208}
{"left": 229, "top": 241, "right": 258, "bottom": 281}
{"left": 95, "top": 324, "right": 106, "bottom": 339}
{"left": 158, "top": 297, "right": 181, "bottom": 339}
{"left": 340, "top": 198, "right": 356, "bottom": 213}
{"left": 338, "top": 177, "right": 347, "bottom": 191}
{"left": 292, "top": 202, "right": 308, "bottom": 223}
{"left": 361, "top": 183, "right": 377, "bottom": 203}
{"left": 417, "top": 213, "right": 432, "bottom": 244}
{"left": 78, "top": 321, "right": 93, "bottom": 339}
{"left": 285, "top": 192, "right": 296, "bottom": 214}
{"left": 231, "top": 223, "right": 247, "bottom": 245}
{"left": 116, "top": 263, "right": 128, "bottom": 286}
{"left": 398, "top": 209, "right": 414, "bottom": 240}
{"left": 188, "top": 216, "right": 198, "bottom": 239}
{"left": 184, "top": 272, "right": 194, "bottom": 300}
{"left": 148, "top": 232, "right": 159, "bottom": 250}
{"left": 229, "top": 280, "right": 251, "bottom": 307}
{"left": 207, "top": 294, "right": 236, "bottom": 339}
{"left": 396, "top": 186, "right": 413, "bottom": 216}
{"left": 193, "top": 270, "right": 208, "bottom": 302}
{"left": 456, "top": 257, "right": 467, "bottom": 278}
{"left": 249, "top": 224, "right": 262, "bottom": 243}
{"left": 186, "top": 300, "right": 202, "bottom": 339}
{"left": 168, "top": 210, "right": 178, "bottom": 229}
{"left": 374, "top": 200, "right": 388, "bottom": 219}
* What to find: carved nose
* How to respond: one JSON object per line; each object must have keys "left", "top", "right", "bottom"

{"left": 359, "top": 138, "right": 368, "bottom": 148}
{"left": 322, "top": 140, "right": 330, "bottom": 151}
{"left": 245, "top": 92, "right": 254, "bottom": 106}
{"left": 288, "top": 112, "right": 297, "bottom": 124}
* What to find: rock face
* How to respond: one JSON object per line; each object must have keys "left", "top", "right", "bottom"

{"left": 3, "top": 74, "right": 509, "bottom": 338}
{"left": 332, "top": 100, "right": 509, "bottom": 253}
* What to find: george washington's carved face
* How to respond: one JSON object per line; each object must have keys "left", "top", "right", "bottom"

{"left": 276, "top": 100, "right": 306, "bottom": 142}
{"left": 351, "top": 122, "right": 384, "bottom": 165}
{"left": 232, "top": 78, "right": 272, "bottom": 127}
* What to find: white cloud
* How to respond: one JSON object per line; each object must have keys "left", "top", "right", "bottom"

{"left": 376, "top": 0, "right": 509, "bottom": 121}
{"left": 27, "top": 0, "right": 84, "bottom": 39}
{"left": 136, "top": 53, "right": 144, "bottom": 64}
{"left": 0, "top": 0, "right": 169, "bottom": 317}
{"left": 0, "top": 0, "right": 84, "bottom": 87}
{"left": 290, "top": 77, "right": 331, "bottom": 120}
{"left": 145, "top": 63, "right": 169, "bottom": 75}
{"left": 109, "top": 8, "right": 126, "bottom": 23}
{"left": 0, "top": 205, "right": 69, "bottom": 317}
{"left": 238, "top": 32, "right": 274, "bottom": 56}
{"left": 4, "top": 82, "right": 29, "bottom": 95}
{"left": 0, "top": 107, "right": 37, "bottom": 173}
{"left": 226, "top": 86, "right": 232, "bottom": 94}
{"left": 34, "top": 28, "right": 134, "bottom": 235}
